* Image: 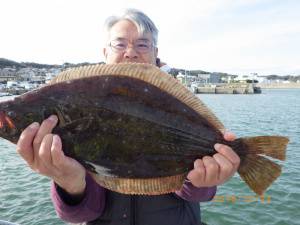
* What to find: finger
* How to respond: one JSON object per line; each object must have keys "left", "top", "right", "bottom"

{"left": 33, "top": 115, "right": 58, "bottom": 155}
{"left": 51, "top": 135, "right": 77, "bottom": 172}
{"left": 194, "top": 158, "right": 205, "bottom": 169}
{"left": 39, "top": 134, "right": 54, "bottom": 171}
{"left": 213, "top": 153, "right": 234, "bottom": 182}
{"left": 16, "top": 122, "right": 40, "bottom": 166}
{"left": 50, "top": 135, "right": 65, "bottom": 170}
{"left": 223, "top": 130, "right": 236, "bottom": 141}
{"left": 214, "top": 144, "right": 240, "bottom": 170}
{"left": 51, "top": 135, "right": 85, "bottom": 177}
{"left": 187, "top": 159, "right": 205, "bottom": 187}
{"left": 202, "top": 156, "right": 219, "bottom": 184}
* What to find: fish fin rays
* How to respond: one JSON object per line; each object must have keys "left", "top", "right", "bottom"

{"left": 233, "top": 136, "right": 288, "bottom": 160}
{"left": 51, "top": 63, "right": 225, "bottom": 132}
{"left": 89, "top": 171, "right": 186, "bottom": 195}
{"left": 233, "top": 136, "right": 289, "bottom": 194}
{"left": 238, "top": 154, "right": 282, "bottom": 195}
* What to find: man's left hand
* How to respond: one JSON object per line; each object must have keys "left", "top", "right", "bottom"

{"left": 187, "top": 131, "right": 240, "bottom": 187}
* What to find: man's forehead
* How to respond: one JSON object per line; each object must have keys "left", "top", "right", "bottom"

{"left": 112, "top": 37, "right": 151, "bottom": 42}
{"left": 108, "top": 20, "right": 152, "bottom": 41}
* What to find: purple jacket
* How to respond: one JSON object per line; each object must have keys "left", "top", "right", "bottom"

{"left": 51, "top": 173, "right": 216, "bottom": 224}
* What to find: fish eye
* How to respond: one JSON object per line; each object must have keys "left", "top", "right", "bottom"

{"left": 7, "top": 111, "right": 16, "bottom": 118}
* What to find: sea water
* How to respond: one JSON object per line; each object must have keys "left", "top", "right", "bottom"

{"left": 0, "top": 89, "right": 299, "bottom": 225}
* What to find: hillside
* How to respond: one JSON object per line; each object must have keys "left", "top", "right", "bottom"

{"left": 1, "top": 58, "right": 299, "bottom": 81}
{"left": 0, "top": 58, "right": 102, "bottom": 69}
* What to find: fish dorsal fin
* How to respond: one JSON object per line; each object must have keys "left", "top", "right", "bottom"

{"left": 51, "top": 63, "right": 225, "bottom": 132}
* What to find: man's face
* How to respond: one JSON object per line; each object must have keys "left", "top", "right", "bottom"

{"left": 103, "top": 20, "right": 158, "bottom": 65}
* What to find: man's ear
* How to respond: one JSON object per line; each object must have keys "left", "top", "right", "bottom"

{"left": 103, "top": 48, "right": 108, "bottom": 59}
{"left": 154, "top": 47, "right": 158, "bottom": 65}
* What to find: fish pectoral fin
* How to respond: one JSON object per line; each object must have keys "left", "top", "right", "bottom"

{"left": 54, "top": 107, "right": 68, "bottom": 127}
{"left": 59, "top": 117, "right": 95, "bottom": 132}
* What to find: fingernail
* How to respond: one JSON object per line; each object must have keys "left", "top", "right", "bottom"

{"left": 52, "top": 135, "right": 60, "bottom": 145}
{"left": 29, "top": 122, "right": 39, "bottom": 129}
{"left": 52, "top": 135, "right": 62, "bottom": 151}
{"left": 214, "top": 143, "right": 221, "bottom": 150}
{"left": 48, "top": 115, "right": 58, "bottom": 122}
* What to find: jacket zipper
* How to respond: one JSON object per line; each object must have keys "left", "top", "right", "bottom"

{"left": 130, "top": 195, "right": 137, "bottom": 225}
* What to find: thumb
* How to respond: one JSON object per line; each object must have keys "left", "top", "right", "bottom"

{"left": 223, "top": 130, "right": 236, "bottom": 141}
{"left": 51, "top": 135, "right": 82, "bottom": 170}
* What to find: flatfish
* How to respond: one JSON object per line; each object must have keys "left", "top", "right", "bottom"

{"left": 0, "top": 63, "right": 289, "bottom": 195}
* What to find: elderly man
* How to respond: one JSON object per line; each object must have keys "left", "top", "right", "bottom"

{"left": 17, "top": 8, "right": 240, "bottom": 225}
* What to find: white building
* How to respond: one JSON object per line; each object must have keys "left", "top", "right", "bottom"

{"left": 6, "top": 81, "right": 20, "bottom": 88}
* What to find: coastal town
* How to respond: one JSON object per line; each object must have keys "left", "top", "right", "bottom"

{"left": 1, "top": 58, "right": 300, "bottom": 96}
{"left": 0, "top": 58, "right": 100, "bottom": 96}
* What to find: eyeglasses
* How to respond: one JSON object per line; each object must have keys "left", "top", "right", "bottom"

{"left": 109, "top": 39, "right": 154, "bottom": 54}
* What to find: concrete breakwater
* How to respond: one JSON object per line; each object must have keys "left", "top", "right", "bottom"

{"left": 193, "top": 83, "right": 261, "bottom": 94}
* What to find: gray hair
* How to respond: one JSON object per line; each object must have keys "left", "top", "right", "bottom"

{"left": 103, "top": 8, "right": 158, "bottom": 46}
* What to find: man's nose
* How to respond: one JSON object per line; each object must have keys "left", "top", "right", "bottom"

{"left": 124, "top": 46, "right": 138, "bottom": 59}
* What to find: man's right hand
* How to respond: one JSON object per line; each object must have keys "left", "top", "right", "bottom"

{"left": 16, "top": 115, "right": 86, "bottom": 196}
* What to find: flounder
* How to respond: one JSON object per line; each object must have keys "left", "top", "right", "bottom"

{"left": 0, "top": 63, "right": 289, "bottom": 195}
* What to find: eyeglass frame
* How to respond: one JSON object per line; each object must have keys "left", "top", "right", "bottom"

{"left": 108, "top": 38, "right": 156, "bottom": 54}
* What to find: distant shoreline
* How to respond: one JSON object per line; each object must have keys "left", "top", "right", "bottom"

{"left": 258, "top": 83, "right": 300, "bottom": 89}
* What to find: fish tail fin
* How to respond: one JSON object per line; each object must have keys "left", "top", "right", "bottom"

{"left": 238, "top": 154, "right": 281, "bottom": 195}
{"left": 232, "top": 136, "right": 289, "bottom": 195}
{"left": 233, "top": 136, "right": 289, "bottom": 160}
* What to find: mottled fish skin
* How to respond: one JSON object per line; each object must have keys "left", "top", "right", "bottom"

{"left": 0, "top": 75, "right": 225, "bottom": 178}
{"left": 0, "top": 63, "right": 288, "bottom": 195}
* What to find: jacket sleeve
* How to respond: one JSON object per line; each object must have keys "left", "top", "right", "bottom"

{"left": 51, "top": 173, "right": 106, "bottom": 223}
{"left": 175, "top": 180, "right": 217, "bottom": 202}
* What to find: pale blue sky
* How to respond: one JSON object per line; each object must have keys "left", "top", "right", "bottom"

{"left": 1, "top": 0, "right": 299, "bottom": 75}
